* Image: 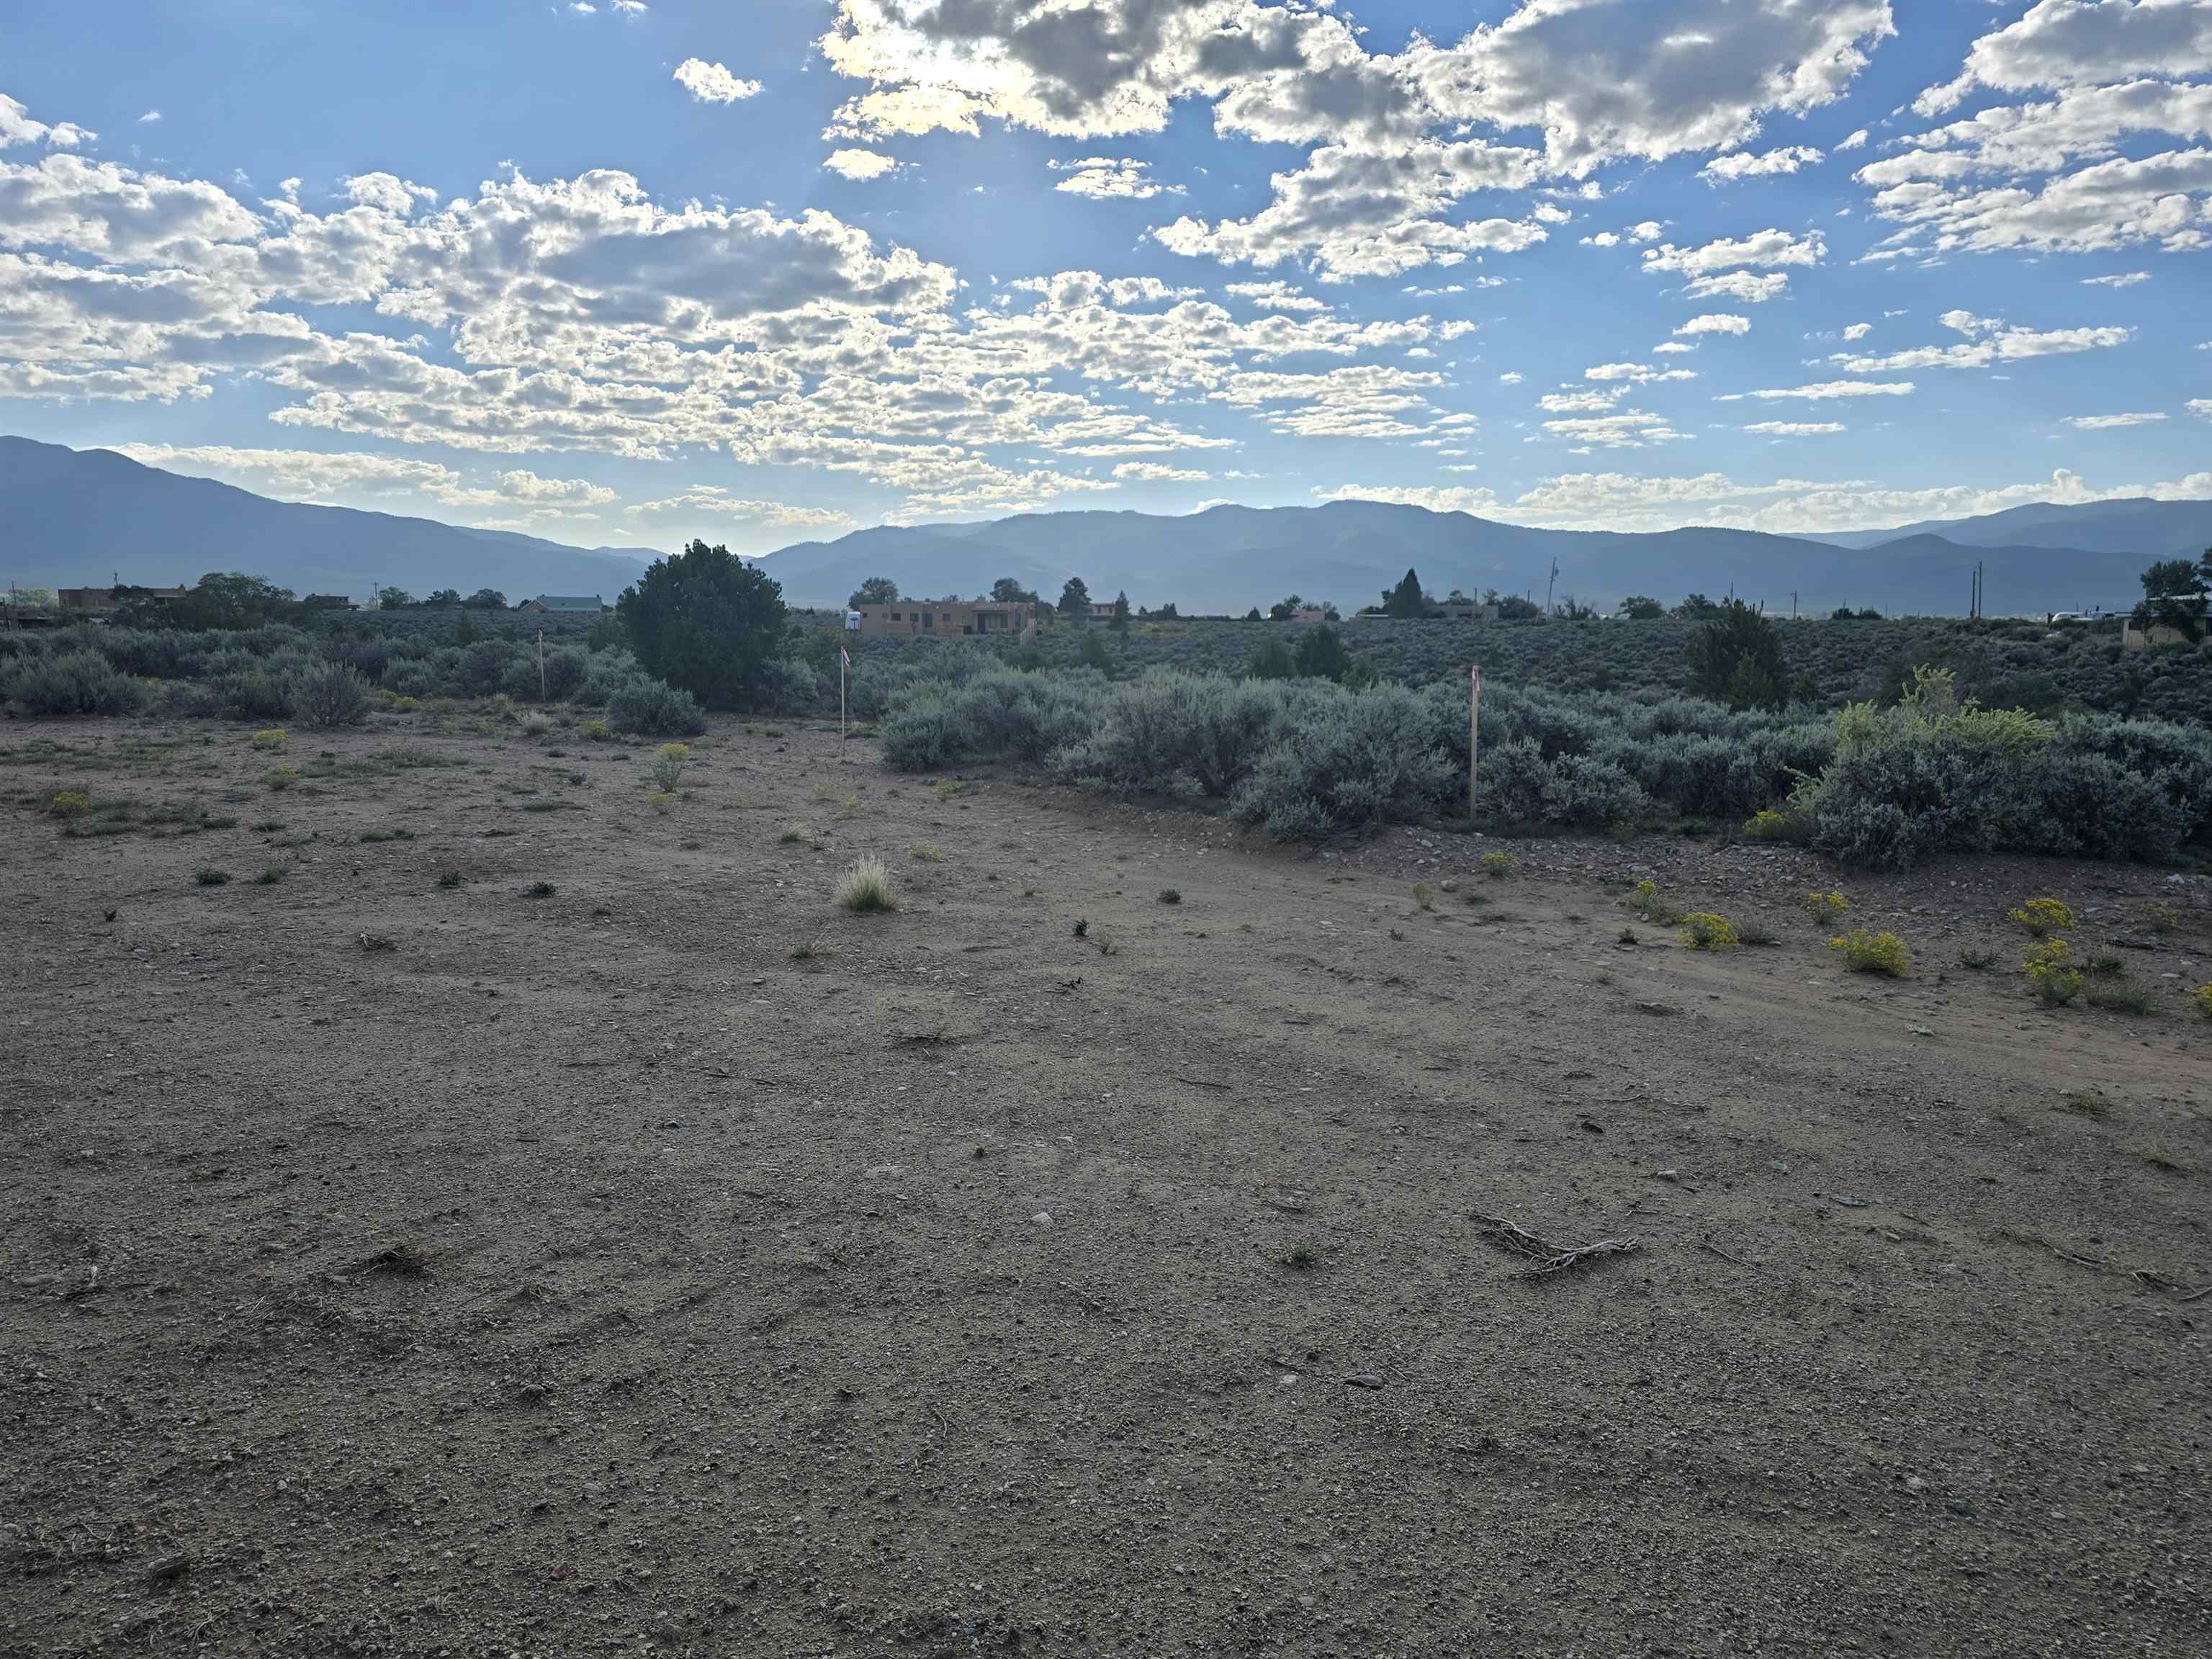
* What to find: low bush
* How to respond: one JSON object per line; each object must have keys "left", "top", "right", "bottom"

{"left": 1682, "top": 912, "right": 1740, "bottom": 950}
{"left": 2086, "top": 981, "right": 2154, "bottom": 1015}
{"left": 2023, "top": 938, "right": 2083, "bottom": 1005}
{"left": 1624, "top": 878, "right": 1682, "bottom": 925}
{"left": 46, "top": 789, "right": 91, "bottom": 817}
{"left": 1831, "top": 929, "right": 1911, "bottom": 977}
{"left": 1744, "top": 809, "right": 1789, "bottom": 839}
{"left": 1482, "top": 850, "right": 1516, "bottom": 878}
{"left": 608, "top": 679, "right": 707, "bottom": 738}
{"left": 2010, "top": 897, "right": 2074, "bottom": 935}
{"left": 3, "top": 650, "right": 148, "bottom": 716}
{"left": 2193, "top": 984, "right": 2212, "bottom": 1020}
{"left": 650, "top": 742, "right": 691, "bottom": 791}
{"left": 296, "top": 660, "right": 372, "bottom": 728}
{"left": 251, "top": 727, "right": 288, "bottom": 750}
{"left": 1803, "top": 890, "right": 1849, "bottom": 924}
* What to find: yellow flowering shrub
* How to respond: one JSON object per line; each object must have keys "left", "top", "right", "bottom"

{"left": 1831, "top": 929, "right": 1911, "bottom": 977}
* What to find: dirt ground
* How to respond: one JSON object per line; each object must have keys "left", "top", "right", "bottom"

{"left": 4, "top": 710, "right": 2208, "bottom": 1658}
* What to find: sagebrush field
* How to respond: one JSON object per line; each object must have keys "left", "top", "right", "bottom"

{"left": 4, "top": 703, "right": 2209, "bottom": 1656}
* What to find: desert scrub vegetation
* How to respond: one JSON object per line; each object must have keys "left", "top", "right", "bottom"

{"left": 1412, "top": 882, "right": 1435, "bottom": 910}
{"left": 1831, "top": 929, "right": 1912, "bottom": 977}
{"left": 1624, "top": 879, "right": 1683, "bottom": 925}
{"left": 1803, "top": 889, "right": 1850, "bottom": 924}
{"left": 1743, "top": 809, "right": 1789, "bottom": 839}
{"left": 1681, "top": 912, "right": 1740, "bottom": 950}
{"left": 2193, "top": 984, "right": 2212, "bottom": 1020}
{"left": 2010, "top": 897, "right": 2076, "bottom": 935}
{"left": 647, "top": 789, "right": 677, "bottom": 813}
{"left": 650, "top": 742, "right": 691, "bottom": 791}
{"left": 2023, "top": 939, "right": 2085, "bottom": 1006}
{"left": 263, "top": 763, "right": 302, "bottom": 791}
{"left": 251, "top": 727, "right": 288, "bottom": 751}
{"left": 909, "top": 844, "right": 944, "bottom": 863}
{"left": 296, "top": 660, "right": 372, "bottom": 728}
{"left": 45, "top": 789, "right": 91, "bottom": 817}
{"left": 836, "top": 854, "right": 896, "bottom": 912}
{"left": 1, "top": 649, "right": 148, "bottom": 717}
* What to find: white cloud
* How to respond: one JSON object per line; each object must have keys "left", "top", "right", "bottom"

{"left": 1112, "top": 459, "right": 1210, "bottom": 482}
{"left": 1742, "top": 421, "right": 1845, "bottom": 435}
{"left": 2082, "top": 269, "right": 2152, "bottom": 286}
{"left": 824, "top": 148, "right": 899, "bottom": 180}
{"left": 1683, "top": 270, "right": 1792, "bottom": 303}
{"left": 818, "top": 0, "right": 1892, "bottom": 277}
{"left": 1843, "top": 322, "right": 1873, "bottom": 340}
{"left": 673, "top": 59, "right": 761, "bottom": 104}
{"left": 1831, "top": 323, "right": 2131, "bottom": 372}
{"left": 1699, "top": 145, "right": 1824, "bottom": 184}
{"left": 1542, "top": 408, "right": 1689, "bottom": 448}
{"left": 138, "top": 109, "right": 162, "bottom": 124}
{"left": 1224, "top": 279, "right": 1326, "bottom": 313}
{"left": 625, "top": 487, "right": 851, "bottom": 528}
{"left": 111, "top": 444, "right": 617, "bottom": 513}
{"left": 1915, "top": 0, "right": 2212, "bottom": 117}
{"left": 0, "top": 93, "right": 94, "bottom": 150}
{"left": 1745, "top": 379, "right": 1916, "bottom": 400}
{"left": 2065, "top": 410, "right": 2167, "bottom": 428}
{"left": 1837, "top": 128, "right": 1870, "bottom": 151}
{"left": 1497, "top": 370, "right": 1523, "bottom": 385}
{"left": 1674, "top": 313, "right": 1751, "bottom": 336}
{"left": 1642, "top": 227, "right": 1826, "bottom": 275}
{"left": 1051, "top": 156, "right": 1181, "bottom": 199}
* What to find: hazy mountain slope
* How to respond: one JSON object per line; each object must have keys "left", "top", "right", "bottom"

{"left": 756, "top": 500, "right": 2157, "bottom": 616}
{"left": 1813, "top": 497, "right": 2212, "bottom": 558}
{"left": 1, "top": 435, "right": 648, "bottom": 601}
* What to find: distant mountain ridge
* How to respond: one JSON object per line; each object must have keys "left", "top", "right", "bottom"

{"left": 1, "top": 435, "right": 648, "bottom": 603}
{"left": 756, "top": 498, "right": 2194, "bottom": 618}
{"left": 6, "top": 433, "right": 2203, "bottom": 618}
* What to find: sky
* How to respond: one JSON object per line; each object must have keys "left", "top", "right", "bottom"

{"left": 3, "top": 0, "right": 2211, "bottom": 559}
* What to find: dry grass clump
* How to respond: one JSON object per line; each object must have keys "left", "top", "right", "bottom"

{"left": 1481, "top": 850, "right": 1515, "bottom": 878}
{"left": 1411, "top": 882, "right": 1435, "bottom": 911}
{"left": 1624, "top": 878, "right": 1682, "bottom": 925}
{"left": 45, "top": 789, "right": 91, "bottom": 818}
{"left": 837, "top": 854, "right": 896, "bottom": 913}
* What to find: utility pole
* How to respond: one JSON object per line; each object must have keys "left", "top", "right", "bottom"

{"left": 1543, "top": 557, "right": 1558, "bottom": 616}
{"left": 1791, "top": 589, "right": 1798, "bottom": 621}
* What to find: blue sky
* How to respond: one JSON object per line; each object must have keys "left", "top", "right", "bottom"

{"left": 3, "top": 1, "right": 2208, "bottom": 556}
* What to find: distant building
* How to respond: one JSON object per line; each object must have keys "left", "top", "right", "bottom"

{"left": 302, "top": 593, "right": 356, "bottom": 612}
{"left": 519, "top": 594, "right": 607, "bottom": 613}
{"left": 2123, "top": 616, "right": 2196, "bottom": 652}
{"left": 852, "top": 601, "right": 1038, "bottom": 639}
{"left": 58, "top": 585, "right": 189, "bottom": 614}
{"left": 1435, "top": 603, "right": 1500, "bottom": 622}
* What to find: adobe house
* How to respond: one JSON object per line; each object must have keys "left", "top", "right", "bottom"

{"left": 851, "top": 601, "right": 1038, "bottom": 639}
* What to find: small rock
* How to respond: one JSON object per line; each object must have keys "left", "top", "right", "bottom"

{"left": 146, "top": 1554, "right": 190, "bottom": 1583}
{"left": 1031, "top": 1212, "right": 1052, "bottom": 1227}
{"left": 1342, "top": 1374, "right": 1385, "bottom": 1390}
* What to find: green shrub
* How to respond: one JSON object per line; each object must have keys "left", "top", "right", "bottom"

{"left": 251, "top": 727, "right": 288, "bottom": 750}
{"left": 2010, "top": 897, "right": 2074, "bottom": 935}
{"left": 1803, "top": 889, "right": 1849, "bottom": 923}
{"left": 2023, "top": 939, "right": 2083, "bottom": 1005}
{"left": 1481, "top": 850, "right": 1516, "bottom": 878}
{"left": 650, "top": 741, "right": 691, "bottom": 791}
{"left": 1624, "top": 878, "right": 1682, "bottom": 924}
{"left": 46, "top": 789, "right": 91, "bottom": 817}
{"left": 1681, "top": 912, "right": 1740, "bottom": 950}
{"left": 1744, "top": 809, "right": 1788, "bottom": 839}
{"left": 194, "top": 867, "right": 231, "bottom": 887}
{"left": 2192, "top": 984, "right": 2212, "bottom": 1020}
{"left": 3, "top": 650, "right": 148, "bottom": 716}
{"left": 1831, "top": 929, "right": 1911, "bottom": 976}
{"left": 296, "top": 660, "right": 372, "bottom": 728}
{"left": 1412, "top": 883, "right": 1435, "bottom": 910}
{"left": 2086, "top": 981, "right": 2154, "bottom": 1015}
{"left": 607, "top": 679, "right": 707, "bottom": 737}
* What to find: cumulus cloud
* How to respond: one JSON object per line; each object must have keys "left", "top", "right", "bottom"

{"left": 1743, "top": 379, "right": 1915, "bottom": 400}
{"left": 110, "top": 444, "right": 616, "bottom": 513}
{"left": 1864, "top": 2, "right": 2212, "bottom": 256}
{"left": 817, "top": 1, "right": 1894, "bottom": 278}
{"left": 2082, "top": 269, "right": 2152, "bottom": 285}
{"left": 1829, "top": 322, "right": 2131, "bottom": 372}
{"left": 1742, "top": 421, "right": 1845, "bottom": 434}
{"left": 1051, "top": 156, "right": 1181, "bottom": 199}
{"left": 1699, "top": 145, "right": 1825, "bottom": 184}
{"left": 1675, "top": 313, "right": 1751, "bottom": 336}
{"left": 673, "top": 59, "right": 761, "bottom": 103}
{"left": 824, "top": 148, "right": 899, "bottom": 180}
{"left": 1683, "top": 270, "right": 1792, "bottom": 302}
{"left": 1224, "top": 279, "right": 1326, "bottom": 313}
{"left": 0, "top": 93, "right": 93, "bottom": 150}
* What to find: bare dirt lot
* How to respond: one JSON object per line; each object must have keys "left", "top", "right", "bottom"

{"left": 5, "top": 711, "right": 2209, "bottom": 1658}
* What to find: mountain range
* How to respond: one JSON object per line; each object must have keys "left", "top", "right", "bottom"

{"left": 1, "top": 435, "right": 648, "bottom": 606}
{"left": 6, "top": 433, "right": 2207, "bottom": 619}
